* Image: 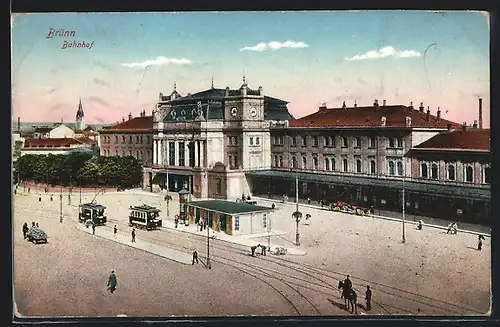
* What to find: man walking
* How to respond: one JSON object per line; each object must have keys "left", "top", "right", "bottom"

{"left": 92, "top": 222, "right": 96, "bottom": 235}
{"left": 113, "top": 225, "right": 117, "bottom": 238}
{"left": 365, "top": 285, "right": 372, "bottom": 311}
{"left": 478, "top": 235, "right": 485, "bottom": 251}
{"left": 192, "top": 250, "right": 199, "bottom": 265}
{"left": 107, "top": 270, "right": 118, "bottom": 294}
{"left": 131, "top": 228, "right": 136, "bottom": 243}
{"left": 22, "top": 222, "right": 29, "bottom": 239}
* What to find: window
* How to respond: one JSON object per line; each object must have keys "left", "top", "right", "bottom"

{"left": 273, "top": 155, "right": 278, "bottom": 167}
{"left": 484, "top": 166, "right": 490, "bottom": 184}
{"left": 343, "top": 159, "right": 348, "bottom": 172}
{"left": 279, "top": 156, "right": 283, "bottom": 167}
{"left": 234, "top": 216, "right": 240, "bottom": 231}
{"left": 331, "top": 137, "right": 336, "bottom": 147}
{"left": 140, "top": 150, "right": 143, "bottom": 158}
{"left": 331, "top": 158, "right": 336, "bottom": 171}
{"left": 291, "top": 156, "right": 297, "bottom": 168}
{"left": 397, "top": 161, "right": 403, "bottom": 176}
{"left": 354, "top": 137, "right": 361, "bottom": 148}
{"left": 465, "top": 166, "right": 473, "bottom": 182}
{"left": 290, "top": 136, "right": 297, "bottom": 147}
{"left": 234, "top": 155, "right": 238, "bottom": 168}
{"left": 169, "top": 142, "right": 175, "bottom": 165}
{"left": 122, "top": 150, "right": 125, "bottom": 156}
{"left": 178, "top": 142, "right": 185, "bottom": 166}
{"left": 302, "top": 156, "right": 307, "bottom": 169}
{"left": 122, "top": 136, "right": 125, "bottom": 143}
{"left": 115, "top": 136, "right": 118, "bottom": 143}
{"left": 421, "top": 163, "right": 428, "bottom": 178}
{"left": 369, "top": 137, "right": 376, "bottom": 148}
{"left": 325, "top": 158, "right": 330, "bottom": 171}
{"left": 370, "top": 160, "right": 376, "bottom": 174}
{"left": 388, "top": 161, "right": 395, "bottom": 176}
{"left": 229, "top": 155, "right": 233, "bottom": 168}
{"left": 215, "top": 178, "right": 222, "bottom": 194}
{"left": 129, "top": 136, "right": 132, "bottom": 144}
{"left": 136, "top": 136, "right": 140, "bottom": 142}
{"left": 431, "top": 164, "right": 438, "bottom": 179}
{"left": 273, "top": 136, "right": 278, "bottom": 145}
{"left": 313, "top": 157, "right": 319, "bottom": 170}
{"left": 115, "top": 150, "right": 118, "bottom": 156}
{"left": 313, "top": 137, "right": 318, "bottom": 147}
{"left": 263, "top": 215, "right": 267, "bottom": 229}
{"left": 389, "top": 138, "right": 395, "bottom": 148}
{"left": 356, "top": 159, "right": 362, "bottom": 173}
{"left": 301, "top": 137, "right": 306, "bottom": 147}
{"left": 250, "top": 137, "right": 254, "bottom": 146}
{"left": 256, "top": 137, "right": 260, "bottom": 145}
{"left": 447, "top": 165, "right": 456, "bottom": 181}
{"left": 140, "top": 136, "right": 143, "bottom": 143}
{"left": 324, "top": 137, "right": 329, "bottom": 147}
{"left": 342, "top": 137, "right": 348, "bottom": 147}
{"left": 397, "top": 137, "right": 404, "bottom": 148}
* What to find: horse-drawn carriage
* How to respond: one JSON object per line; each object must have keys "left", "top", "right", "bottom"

{"left": 79, "top": 203, "right": 107, "bottom": 226}
{"left": 129, "top": 204, "right": 162, "bottom": 230}
{"left": 330, "top": 201, "right": 371, "bottom": 216}
{"left": 26, "top": 227, "right": 48, "bottom": 244}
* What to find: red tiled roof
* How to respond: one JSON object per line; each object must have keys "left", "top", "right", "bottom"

{"left": 413, "top": 129, "right": 490, "bottom": 151}
{"left": 104, "top": 116, "right": 153, "bottom": 131}
{"left": 288, "top": 105, "right": 462, "bottom": 129}
{"left": 24, "top": 137, "right": 94, "bottom": 148}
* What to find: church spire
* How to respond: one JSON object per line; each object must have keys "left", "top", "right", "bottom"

{"left": 211, "top": 77, "right": 214, "bottom": 89}
{"left": 173, "top": 83, "right": 177, "bottom": 92}
{"left": 242, "top": 71, "right": 246, "bottom": 86}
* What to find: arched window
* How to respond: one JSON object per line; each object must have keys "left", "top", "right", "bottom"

{"left": 302, "top": 156, "right": 307, "bottom": 169}
{"left": 274, "top": 155, "right": 278, "bottom": 167}
{"left": 301, "top": 137, "right": 306, "bottom": 147}
{"left": 397, "top": 161, "right": 403, "bottom": 176}
{"left": 324, "top": 158, "right": 330, "bottom": 171}
{"left": 343, "top": 159, "right": 348, "bottom": 172}
{"left": 431, "top": 164, "right": 438, "bottom": 179}
{"left": 313, "top": 157, "right": 319, "bottom": 170}
{"left": 465, "top": 166, "right": 473, "bottom": 182}
{"left": 331, "top": 158, "right": 336, "bottom": 171}
{"left": 342, "top": 137, "right": 348, "bottom": 147}
{"left": 279, "top": 156, "right": 283, "bottom": 167}
{"left": 484, "top": 166, "right": 491, "bottom": 184}
{"left": 356, "top": 159, "right": 362, "bottom": 173}
{"left": 421, "top": 163, "right": 428, "bottom": 178}
{"left": 291, "top": 156, "right": 297, "bottom": 168}
{"left": 354, "top": 137, "right": 361, "bottom": 148}
{"left": 370, "top": 160, "right": 376, "bottom": 174}
{"left": 388, "top": 161, "right": 395, "bottom": 176}
{"left": 447, "top": 165, "right": 455, "bottom": 181}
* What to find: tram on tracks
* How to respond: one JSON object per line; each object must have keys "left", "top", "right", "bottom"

{"left": 78, "top": 203, "right": 107, "bottom": 226}
{"left": 129, "top": 204, "right": 162, "bottom": 230}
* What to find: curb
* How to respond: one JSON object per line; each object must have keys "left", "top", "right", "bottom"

{"left": 253, "top": 197, "right": 491, "bottom": 238}
{"left": 74, "top": 224, "right": 191, "bottom": 265}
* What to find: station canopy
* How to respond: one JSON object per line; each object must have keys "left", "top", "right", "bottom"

{"left": 187, "top": 200, "right": 271, "bottom": 215}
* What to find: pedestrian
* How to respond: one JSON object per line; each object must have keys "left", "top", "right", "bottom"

{"left": 28, "top": 187, "right": 30, "bottom": 193}
{"left": 131, "top": 228, "right": 136, "bottom": 242}
{"left": 14, "top": 188, "right": 17, "bottom": 195}
{"left": 251, "top": 245, "right": 257, "bottom": 256}
{"left": 22, "top": 222, "right": 29, "bottom": 239}
{"left": 203, "top": 219, "right": 207, "bottom": 230}
{"left": 174, "top": 217, "right": 178, "bottom": 228}
{"left": 344, "top": 275, "right": 353, "bottom": 290}
{"left": 50, "top": 195, "right": 53, "bottom": 201}
{"left": 417, "top": 219, "right": 423, "bottom": 230}
{"left": 107, "top": 270, "right": 117, "bottom": 293}
{"left": 113, "top": 225, "right": 117, "bottom": 238}
{"left": 446, "top": 223, "right": 452, "bottom": 234}
{"left": 307, "top": 197, "right": 311, "bottom": 205}
{"left": 452, "top": 222, "right": 458, "bottom": 235}
{"left": 267, "top": 191, "right": 271, "bottom": 199}
{"left": 271, "top": 203, "right": 275, "bottom": 210}
{"left": 365, "top": 285, "right": 372, "bottom": 310}
{"left": 36, "top": 223, "right": 39, "bottom": 228}
{"left": 478, "top": 235, "right": 485, "bottom": 251}
{"left": 92, "top": 223, "right": 95, "bottom": 235}
{"left": 32, "top": 222, "right": 35, "bottom": 228}
{"left": 260, "top": 245, "right": 267, "bottom": 256}
{"left": 192, "top": 250, "right": 199, "bottom": 265}
{"left": 38, "top": 195, "right": 41, "bottom": 202}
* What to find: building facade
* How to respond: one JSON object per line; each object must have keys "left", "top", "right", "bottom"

{"left": 98, "top": 111, "right": 154, "bottom": 165}
{"left": 144, "top": 80, "right": 294, "bottom": 198}
{"left": 21, "top": 137, "right": 95, "bottom": 156}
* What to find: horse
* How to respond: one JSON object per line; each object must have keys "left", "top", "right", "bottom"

{"left": 338, "top": 281, "right": 358, "bottom": 313}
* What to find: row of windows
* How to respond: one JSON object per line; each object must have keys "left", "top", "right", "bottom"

{"left": 249, "top": 136, "right": 261, "bottom": 146}
{"left": 228, "top": 136, "right": 239, "bottom": 146}
{"left": 228, "top": 154, "right": 239, "bottom": 169}
{"left": 279, "top": 155, "right": 378, "bottom": 175}
{"left": 102, "top": 149, "right": 151, "bottom": 160}
{"left": 273, "top": 135, "right": 404, "bottom": 149}
{"left": 420, "top": 162, "right": 490, "bottom": 184}
{"left": 103, "top": 135, "right": 151, "bottom": 144}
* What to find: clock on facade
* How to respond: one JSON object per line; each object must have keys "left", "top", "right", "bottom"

{"left": 231, "top": 107, "right": 238, "bottom": 117}
{"left": 250, "top": 107, "right": 257, "bottom": 117}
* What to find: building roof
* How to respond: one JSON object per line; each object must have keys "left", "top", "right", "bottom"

{"left": 288, "top": 104, "right": 462, "bottom": 129}
{"left": 413, "top": 129, "right": 490, "bottom": 151}
{"left": 187, "top": 200, "right": 271, "bottom": 215}
{"left": 12, "top": 121, "right": 112, "bottom": 133}
{"left": 130, "top": 204, "right": 161, "bottom": 212}
{"left": 34, "top": 126, "right": 53, "bottom": 133}
{"left": 80, "top": 203, "right": 107, "bottom": 210}
{"left": 102, "top": 116, "right": 153, "bottom": 132}
{"left": 24, "top": 137, "right": 95, "bottom": 148}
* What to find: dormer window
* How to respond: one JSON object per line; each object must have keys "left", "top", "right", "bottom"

{"left": 342, "top": 137, "right": 348, "bottom": 148}
{"left": 313, "top": 136, "right": 318, "bottom": 147}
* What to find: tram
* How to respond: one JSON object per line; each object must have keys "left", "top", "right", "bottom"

{"left": 129, "top": 204, "right": 162, "bottom": 230}
{"left": 78, "top": 203, "right": 107, "bottom": 226}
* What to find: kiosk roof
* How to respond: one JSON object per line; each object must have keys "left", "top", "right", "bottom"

{"left": 187, "top": 200, "right": 270, "bottom": 215}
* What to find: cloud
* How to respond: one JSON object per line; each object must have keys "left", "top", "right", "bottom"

{"left": 239, "top": 41, "right": 309, "bottom": 52}
{"left": 345, "top": 46, "right": 421, "bottom": 61}
{"left": 120, "top": 56, "right": 191, "bottom": 68}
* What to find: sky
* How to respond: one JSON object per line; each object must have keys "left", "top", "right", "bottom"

{"left": 11, "top": 11, "right": 490, "bottom": 127}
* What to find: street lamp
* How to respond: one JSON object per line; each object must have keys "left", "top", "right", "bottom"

{"left": 267, "top": 211, "right": 272, "bottom": 250}
{"left": 291, "top": 167, "right": 302, "bottom": 246}
{"left": 59, "top": 191, "right": 63, "bottom": 223}
{"left": 402, "top": 173, "right": 406, "bottom": 244}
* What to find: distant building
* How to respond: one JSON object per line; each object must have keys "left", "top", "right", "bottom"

{"left": 49, "top": 124, "right": 75, "bottom": 139}
{"left": 21, "top": 137, "right": 95, "bottom": 156}
{"left": 12, "top": 132, "right": 25, "bottom": 162}
{"left": 98, "top": 111, "right": 153, "bottom": 165}
{"left": 75, "top": 99, "right": 86, "bottom": 132}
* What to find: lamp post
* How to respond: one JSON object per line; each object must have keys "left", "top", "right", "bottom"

{"left": 291, "top": 167, "right": 302, "bottom": 246}
{"left": 402, "top": 174, "right": 406, "bottom": 244}
{"left": 59, "top": 186, "right": 63, "bottom": 223}
{"left": 267, "top": 211, "right": 272, "bottom": 251}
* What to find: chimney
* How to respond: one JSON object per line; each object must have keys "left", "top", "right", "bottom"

{"left": 342, "top": 101, "right": 346, "bottom": 109}
{"left": 419, "top": 102, "right": 424, "bottom": 113}
{"left": 374, "top": 99, "right": 379, "bottom": 110}
{"left": 122, "top": 117, "right": 125, "bottom": 123}
{"left": 473, "top": 120, "right": 478, "bottom": 129}
{"left": 447, "top": 123, "right": 452, "bottom": 131}
{"left": 478, "top": 98, "right": 483, "bottom": 129}
{"left": 354, "top": 100, "right": 357, "bottom": 108}
{"left": 17, "top": 117, "right": 20, "bottom": 132}
{"left": 409, "top": 101, "right": 413, "bottom": 109}
{"left": 380, "top": 116, "right": 386, "bottom": 127}
{"left": 319, "top": 103, "right": 327, "bottom": 111}
{"left": 437, "top": 107, "right": 441, "bottom": 121}
{"left": 462, "top": 122, "right": 467, "bottom": 131}
{"left": 225, "top": 87, "right": 230, "bottom": 97}
{"left": 258, "top": 86, "right": 263, "bottom": 95}
{"left": 128, "top": 113, "right": 132, "bottom": 120}
{"left": 382, "top": 100, "right": 386, "bottom": 106}
{"left": 426, "top": 107, "right": 430, "bottom": 121}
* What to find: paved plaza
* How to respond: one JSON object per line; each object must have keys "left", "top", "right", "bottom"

{"left": 13, "top": 188, "right": 491, "bottom": 317}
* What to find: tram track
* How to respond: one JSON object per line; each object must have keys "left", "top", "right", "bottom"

{"left": 16, "top": 204, "right": 487, "bottom": 315}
